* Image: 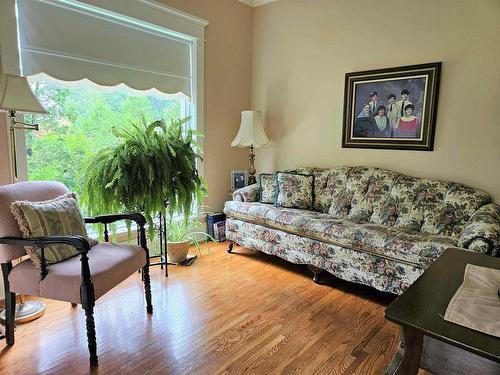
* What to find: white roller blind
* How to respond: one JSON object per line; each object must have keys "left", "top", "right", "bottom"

{"left": 17, "top": 0, "right": 193, "bottom": 97}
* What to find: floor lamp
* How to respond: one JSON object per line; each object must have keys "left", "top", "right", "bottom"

{"left": 231, "top": 111, "right": 271, "bottom": 185}
{"left": 0, "top": 73, "right": 48, "bottom": 323}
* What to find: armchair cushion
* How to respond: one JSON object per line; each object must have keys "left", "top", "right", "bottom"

{"left": 8, "top": 242, "right": 146, "bottom": 304}
{"left": 11, "top": 192, "right": 97, "bottom": 269}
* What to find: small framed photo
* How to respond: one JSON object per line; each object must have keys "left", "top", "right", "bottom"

{"left": 342, "top": 62, "right": 441, "bottom": 151}
{"left": 231, "top": 170, "right": 248, "bottom": 191}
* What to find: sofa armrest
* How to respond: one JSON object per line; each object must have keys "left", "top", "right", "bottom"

{"left": 458, "top": 203, "right": 500, "bottom": 256}
{"left": 232, "top": 183, "right": 259, "bottom": 202}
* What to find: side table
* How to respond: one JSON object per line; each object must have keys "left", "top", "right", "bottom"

{"left": 385, "top": 248, "right": 500, "bottom": 375}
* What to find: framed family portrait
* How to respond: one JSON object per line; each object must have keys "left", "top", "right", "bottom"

{"left": 231, "top": 170, "right": 248, "bottom": 191}
{"left": 342, "top": 62, "right": 441, "bottom": 151}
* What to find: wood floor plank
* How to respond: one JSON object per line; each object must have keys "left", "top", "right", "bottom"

{"left": 0, "top": 242, "right": 411, "bottom": 375}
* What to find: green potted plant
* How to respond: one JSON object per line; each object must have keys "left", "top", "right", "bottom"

{"left": 167, "top": 213, "right": 215, "bottom": 263}
{"left": 80, "top": 116, "right": 207, "bottom": 237}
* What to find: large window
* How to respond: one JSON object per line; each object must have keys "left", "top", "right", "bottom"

{"left": 23, "top": 74, "right": 190, "bottom": 194}
{"left": 2, "top": 0, "right": 207, "bottom": 190}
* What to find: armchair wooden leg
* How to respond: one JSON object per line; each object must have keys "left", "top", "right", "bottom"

{"left": 83, "top": 306, "right": 98, "bottom": 366}
{"left": 227, "top": 241, "right": 234, "bottom": 253}
{"left": 142, "top": 265, "right": 153, "bottom": 314}
{"left": 80, "top": 256, "right": 98, "bottom": 367}
{"left": 2, "top": 263, "right": 15, "bottom": 346}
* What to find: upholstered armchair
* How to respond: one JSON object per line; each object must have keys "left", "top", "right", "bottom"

{"left": 0, "top": 181, "right": 153, "bottom": 366}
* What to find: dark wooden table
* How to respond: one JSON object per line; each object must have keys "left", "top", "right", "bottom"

{"left": 385, "top": 248, "right": 500, "bottom": 375}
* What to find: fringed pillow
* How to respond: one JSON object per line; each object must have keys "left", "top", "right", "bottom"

{"left": 11, "top": 192, "right": 97, "bottom": 269}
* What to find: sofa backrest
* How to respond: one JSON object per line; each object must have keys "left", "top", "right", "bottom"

{"left": 287, "top": 166, "right": 491, "bottom": 238}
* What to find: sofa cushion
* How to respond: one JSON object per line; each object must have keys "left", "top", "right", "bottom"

{"left": 328, "top": 167, "right": 400, "bottom": 223}
{"left": 224, "top": 201, "right": 457, "bottom": 268}
{"left": 312, "top": 167, "right": 350, "bottom": 212}
{"left": 258, "top": 173, "right": 276, "bottom": 204}
{"left": 422, "top": 183, "right": 491, "bottom": 237}
{"left": 348, "top": 169, "right": 400, "bottom": 222}
{"left": 275, "top": 172, "right": 314, "bottom": 209}
{"left": 370, "top": 177, "right": 450, "bottom": 232}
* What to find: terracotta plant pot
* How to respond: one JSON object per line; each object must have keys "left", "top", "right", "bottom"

{"left": 168, "top": 240, "right": 190, "bottom": 263}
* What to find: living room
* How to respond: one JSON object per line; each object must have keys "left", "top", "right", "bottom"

{"left": 0, "top": 0, "right": 499, "bottom": 374}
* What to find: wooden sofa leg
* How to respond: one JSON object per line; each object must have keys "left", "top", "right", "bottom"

{"left": 308, "top": 265, "right": 324, "bottom": 284}
{"left": 142, "top": 265, "right": 153, "bottom": 315}
{"left": 227, "top": 241, "right": 234, "bottom": 253}
{"left": 2, "top": 263, "right": 15, "bottom": 346}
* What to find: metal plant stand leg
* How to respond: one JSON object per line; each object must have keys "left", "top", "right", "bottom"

{"left": 163, "top": 212, "right": 168, "bottom": 277}
{"left": 147, "top": 208, "right": 169, "bottom": 277}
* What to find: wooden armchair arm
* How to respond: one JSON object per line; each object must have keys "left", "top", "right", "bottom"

{"left": 84, "top": 212, "right": 149, "bottom": 259}
{"left": 84, "top": 213, "right": 146, "bottom": 226}
{"left": 84, "top": 213, "right": 147, "bottom": 243}
{"left": 0, "top": 235, "right": 92, "bottom": 280}
{"left": 0, "top": 235, "right": 91, "bottom": 254}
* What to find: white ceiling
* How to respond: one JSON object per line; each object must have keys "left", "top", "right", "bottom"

{"left": 238, "top": 0, "right": 276, "bottom": 7}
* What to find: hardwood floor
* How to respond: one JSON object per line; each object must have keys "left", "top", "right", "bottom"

{"left": 0, "top": 243, "right": 418, "bottom": 374}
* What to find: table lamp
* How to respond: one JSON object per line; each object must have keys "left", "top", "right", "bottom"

{"left": 0, "top": 73, "right": 48, "bottom": 324}
{"left": 231, "top": 110, "right": 270, "bottom": 185}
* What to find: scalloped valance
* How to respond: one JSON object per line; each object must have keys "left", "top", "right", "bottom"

{"left": 6, "top": 0, "right": 208, "bottom": 98}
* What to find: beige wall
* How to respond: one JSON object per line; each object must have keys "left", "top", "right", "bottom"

{"left": 157, "top": 0, "right": 253, "bottom": 211}
{"left": 252, "top": 0, "right": 500, "bottom": 201}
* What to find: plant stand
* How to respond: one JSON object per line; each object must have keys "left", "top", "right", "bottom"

{"left": 153, "top": 211, "right": 168, "bottom": 277}
{"left": 140, "top": 211, "right": 168, "bottom": 277}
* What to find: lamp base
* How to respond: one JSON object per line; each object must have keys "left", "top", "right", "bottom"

{"left": 0, "top": 301, "right": 46, "bottom": 324}
{"left": 248, "top": 145, "right": 256, "bottom": 185}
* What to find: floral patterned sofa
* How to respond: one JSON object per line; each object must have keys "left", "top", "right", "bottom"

{"left": 223, "top": 167, "right": 500, "bottom": 294}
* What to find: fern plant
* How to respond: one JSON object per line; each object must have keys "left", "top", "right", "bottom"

{"left": 80, "top": 116, "right": 207, "bottom": 235}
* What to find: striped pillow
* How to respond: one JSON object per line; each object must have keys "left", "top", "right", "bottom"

{"left": 11, "top": 192, "right": 97, "bottom": 270}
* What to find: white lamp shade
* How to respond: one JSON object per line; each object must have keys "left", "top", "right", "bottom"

{"left": 231, "top": 110, "right": 270, "bottom": 148}
{"left": 0, "top": 74, "right": 48, "bottom": 114}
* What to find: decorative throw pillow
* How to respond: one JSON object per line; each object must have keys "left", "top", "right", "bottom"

{"left": 275, "top": 172, "right": 314, "bottom": 209}
{"left": 11, "top": 192, "right": 98, "bottom": 270}
{"left": 259, "top": 173, "right": 276, "bottom": 204}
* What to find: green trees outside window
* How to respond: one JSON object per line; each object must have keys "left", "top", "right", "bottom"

{"left": 25, "top": 76, "right": 184, "bottom": 196}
